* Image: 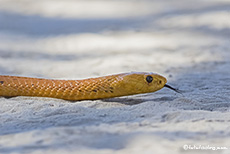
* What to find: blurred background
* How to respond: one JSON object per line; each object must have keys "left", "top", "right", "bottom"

{"left": 0, "top": 1, "right": 230, "bottom": 154}
{"left": 0, "top": 0, "right": 229, "bottom": 79}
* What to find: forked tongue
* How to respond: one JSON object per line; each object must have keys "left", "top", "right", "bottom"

{"left": 164, "top": 84, "right": 182, "bottom": 94}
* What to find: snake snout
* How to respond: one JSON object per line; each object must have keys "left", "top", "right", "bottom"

{"left": 159, "top": 76, "right": 167, "bottom": 86}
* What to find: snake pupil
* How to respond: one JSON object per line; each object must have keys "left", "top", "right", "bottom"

{"left": 146, "top": 76, "right": 153, "bottom": 83}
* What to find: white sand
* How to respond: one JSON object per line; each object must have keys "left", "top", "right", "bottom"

{"left": 0, "top": 0, "right": 230, "bottom": 154}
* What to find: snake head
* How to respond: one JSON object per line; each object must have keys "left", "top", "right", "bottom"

{"left": 120, "top": 72, "right": 167, "bottom": 95}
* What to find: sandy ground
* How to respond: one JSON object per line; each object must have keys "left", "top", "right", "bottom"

{"left": 0, "top": 0, "right": 230, "bottom": 154}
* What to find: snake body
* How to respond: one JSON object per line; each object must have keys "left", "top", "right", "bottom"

{"left": 0, "top": 72, "right": 168, "bottom": 101}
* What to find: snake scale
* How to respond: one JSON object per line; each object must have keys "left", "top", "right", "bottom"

{"left": 0, "top": 72, "right": 179, "bottom": 101}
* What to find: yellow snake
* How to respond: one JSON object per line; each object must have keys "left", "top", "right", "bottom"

{"left": 0, "top": 72, "right": 179, "bottom": 101}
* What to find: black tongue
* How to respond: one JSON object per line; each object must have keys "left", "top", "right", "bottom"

{"left": 164, "top": 84, "right": 182, "bottom": 94}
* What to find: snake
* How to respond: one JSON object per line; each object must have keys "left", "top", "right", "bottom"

{"left": 0, "top": 72, "right": 180, "bottom": 101}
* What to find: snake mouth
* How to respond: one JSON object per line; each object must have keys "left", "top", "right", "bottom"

{"left": 164, "top": 84, "right": 182, "bottom": 94}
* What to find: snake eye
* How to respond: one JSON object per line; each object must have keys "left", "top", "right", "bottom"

{"left": 146, "top": 76, "right": 153, "bottom": 83}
